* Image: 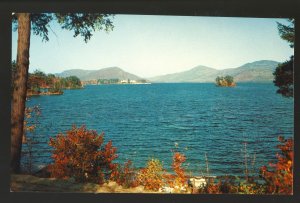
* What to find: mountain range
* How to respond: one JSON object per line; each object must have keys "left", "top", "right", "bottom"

{"left": 57, "top": 67, "right": 143, "bottom": 81}
{"left": 149, "top": 60, "right": 279, "bottom": 83}
{"left": 57, "top": 60, "right": 279, "bottom": 83}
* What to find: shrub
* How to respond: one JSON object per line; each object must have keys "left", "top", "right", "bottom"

{"left": 136, "top": 158, "right": 164, "bottom": 191}
{"left": 260, "top": 136, "right": 293, "bottom": 194}
{"left": 111, "top": 160, "right": 138, "bottom": 188}
{"left": 48, "top": 125, "right": 118, "bottom": 184}
{"left": 237, "top": 179, "right": 266, "bottom": 194}
{"left": 22, "top": 105, "right": 41, "bottom": 173}
{"left": 197, "top": 177, "right": 264, "bottom": 194}
{"left": 204, "top": 178, "right": 222, "bottom": 194}
{"left": 171, "top": 152, "right": 187, "bottom": 190}
{"left": 100, "top": 140, "right": 119, "bottom": 181}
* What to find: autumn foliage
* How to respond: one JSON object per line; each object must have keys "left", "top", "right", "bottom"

{"left": 45, "top": 127, "right": 293, "bottom": 194}
{"left": 22, "top": 105, "right": 41, "bottom": 173}
{"left": 195, "top": 136, "right": 293, "bottom": 195}
{"left": 23, "top": 106, "right": 41, "bottom": 140}
{"left": 136, "top": 159, "right": 164, "bottom": 191}
{"left": 48, "top": 125, "right": 118, "bottom": 184}
{"left": 171, "top": 152, "right": 187, "bottom": 189}
{"left": 260, "top": 136, "right": 293, "bottom": 194}
{"left": 110, "top": 160, "right": 138, "bottom": 188}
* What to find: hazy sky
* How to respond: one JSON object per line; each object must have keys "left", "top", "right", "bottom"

{"left": 11, "top": 14, "right": 294, "bottom": 78}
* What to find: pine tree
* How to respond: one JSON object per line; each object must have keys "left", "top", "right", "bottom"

{"left": 273, "top": 19, "right": 294, "bottom": 97}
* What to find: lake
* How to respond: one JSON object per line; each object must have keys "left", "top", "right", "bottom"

{"left": 23, "top": 83, "right": 294, "bottom": 177}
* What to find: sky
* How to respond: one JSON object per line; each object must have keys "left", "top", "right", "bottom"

{"left": 11, "top": 14, "right": 294, "bottom": 78}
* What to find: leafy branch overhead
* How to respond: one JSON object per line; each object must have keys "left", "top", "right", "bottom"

{"left": 12, "top": 13, "right": 114, "bottom": 42}
{"left": 277, "top": 19, "right": 294, "bottom": 48}
{"left": 273, "top": 18, "right": 294, "bottom": 98}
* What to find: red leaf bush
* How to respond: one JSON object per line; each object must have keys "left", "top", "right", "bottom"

{"left": 260, "top": 136, "right": 293, "bottom": 194}
{"left": 171, "top": 152, "right": 187, "bottom": 190}
{"left": 48, "top": 125, "right": 118, "bottom": 184}
{"left": 111, "top": 160, "right": 138, "bottom": 188}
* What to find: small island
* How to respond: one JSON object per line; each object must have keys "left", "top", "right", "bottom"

{"left": 215, "top": 75, "right": 236, "bottom": 87}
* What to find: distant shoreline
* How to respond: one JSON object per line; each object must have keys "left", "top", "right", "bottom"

{"left": 27, "top": 91, "right": 63, "bottom": 97}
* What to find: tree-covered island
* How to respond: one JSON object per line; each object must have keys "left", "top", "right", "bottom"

{"left": 215, "top": 75, "right": 236, "bottom": 87}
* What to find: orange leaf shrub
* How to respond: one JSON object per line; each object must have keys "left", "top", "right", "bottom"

{"left": 22, "top": 105, "right": 41, "bottom": 173}
{"left": 171, "top": 152, "right": 187, "bottom": 190}
{"left": 260, "top": 136, "right": 293, "bottom": 194}
{"left": 24, "top": 106, "right": 41, "bottom": 135}
{"left": 136, "top": 158, "right": 164, "bottom": 191}
{"left": 101, "top": 140, "right": 119, "bottom": 181}
{"left": 48, "top": 125, "right": 118, "bottom": 184}
{"left": 111, "top": 160, "right": 138, "bottom": 188}
{"left": 197, "top": 177, "right": 239, "bottom": 194}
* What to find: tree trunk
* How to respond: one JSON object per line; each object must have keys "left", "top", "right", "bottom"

{"left": 11, "top": 13, "right": 31, "bottom": 173}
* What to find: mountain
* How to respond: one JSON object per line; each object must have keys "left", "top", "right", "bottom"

{"left": 57, "top": 67, "right": 144, "bottom": 81}
{"left": 149, "top": 65, "right": 219, "bottom": 83}
{"left": 148, "top": 60, "right": 279, "bottom": 83}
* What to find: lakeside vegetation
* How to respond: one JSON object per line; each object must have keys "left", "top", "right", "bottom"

{"left": 12, "top": 61, "right": 82, "bottom": 96}
{"left": 27, "top": 70, "right": 82, "bottom": 96}
{"left": 17, "top": 112, "right": 293, "bottom": 194}
{"left": 81, "top": 78, "right": 150, "bottom": 85}
{"left": 47, "top": 128, "right": 293, "bottom": 194}
{"left": 215, "top": 75, "right": 236, "bottom": 87}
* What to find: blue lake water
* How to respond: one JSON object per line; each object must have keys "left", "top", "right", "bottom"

{"left": 23, "top": 83, "right": 294, "bottom": 177}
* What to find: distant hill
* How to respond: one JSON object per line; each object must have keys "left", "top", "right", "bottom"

{"left": 148, "top": 60, "right": 279, "bottom": 83}
{"left": 148, "top": 65, "right": 219, "bottom": 83}
{"left": 57, "top": 67, "right": 144, "bottom": 81}
{"left": 56, "top": 60, "right": 280, "bottom": 83}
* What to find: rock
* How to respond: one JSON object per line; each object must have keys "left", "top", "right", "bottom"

{"left": 188, "top": 177, "right": 207, "bottom": 188}
{"left": 159, "top": 186, "right": 174, "bottom": 193}
{"left": 34, "top": 165, "right": 51, "bottom": 178}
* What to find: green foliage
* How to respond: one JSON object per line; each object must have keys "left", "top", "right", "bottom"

{"left": 26, "top": 69, "right": 81, "bottom": 95}
{"left": 215, "top": 75, "right": 235, "bottom": 86}
{"left": 12, "top": 13, "right": 114, "bottom": 43}
{"left": 277, "top": 19, "right": 294, "bottom": 48}
{"left": 32, "top": 69, "right": 47, "bottom": 78}
{"left": 48, "top": 81, "right": 63, "bottom": 93}
{"left": 274, "top": 19, "right": 294, "bottom": 97}
{"left": 194, "top": 176, "right": 266, "bottom": 194}
{"left": 54, "top": 13, "right": 114, "bottom": 42}
{"left": 63, "top": 76, "right": 82, "bottom": 88}
{"left": 273, "top": 56, "right": 293, "bottom": 97}
{"left": 12, "top": 14, "right": 54, "bottom": 42}
{"left": 98, "top": 78, "right": 120, "bottom": 84}
{"left": 224, "top": 75, "right": 234, "bottom": 84}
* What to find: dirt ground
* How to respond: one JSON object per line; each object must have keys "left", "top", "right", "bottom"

{"left": 10, "top": 174, "right": 161, "bottom": 193}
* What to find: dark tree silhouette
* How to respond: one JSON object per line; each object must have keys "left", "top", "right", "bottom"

{"left": 215, "top": 75, "right": 235, "bottom": 87}
{"left": 11, "top": 13, "right": 114, "bottom": 173}
{"left": 273, "top": 19, "right": 294, "bottom": 97}
{"left": 273, "top": 56, "right": 294, "bottom": 97}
